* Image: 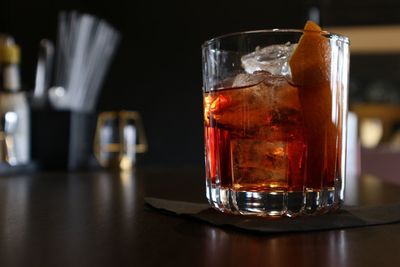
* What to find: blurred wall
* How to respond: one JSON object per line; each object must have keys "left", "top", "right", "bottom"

{"left": 0, "top": 0, "right": 309, "bottom": 167}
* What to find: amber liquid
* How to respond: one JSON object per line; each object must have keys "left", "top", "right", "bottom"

{"left": 204, "top": 75, "right": 341, "bottom": 195}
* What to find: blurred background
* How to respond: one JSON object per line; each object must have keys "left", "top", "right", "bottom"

{"left": 1, "top": 0, "right": 400, "bottom": 175}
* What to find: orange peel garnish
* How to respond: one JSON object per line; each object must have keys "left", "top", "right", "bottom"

{"left": 290, "top": 21, "right": 337, "bottom": 188}
{"left": 289, "top": 21, "right": 330, "bottom": 87}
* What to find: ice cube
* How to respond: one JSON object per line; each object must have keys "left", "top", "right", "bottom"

{"left": 208, "top": 74, "right": 302, "bottom": 136}
{"left": 231, "top": 139, "right": 288, "bottom": 189}
{"left": 232, "top": 71, "right": 271, "bottom": 88}
{"left": 241, "top": 43, "right": 296, "bottom": 76}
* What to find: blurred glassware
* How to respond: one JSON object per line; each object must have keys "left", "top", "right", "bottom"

{"left": 0, "top": 35, "right": 30, "bottom": 166}
{"left": 1, "top": 111, "right": 18, "bottom": 165}
{"left": 32, "top": 39, "right": 54, "bottom": 108}
{"left": 346, "top": 112, "right": 361, "bottom": 179}
{"left": 94, "top": 111, "right": 147, "bottom": 170}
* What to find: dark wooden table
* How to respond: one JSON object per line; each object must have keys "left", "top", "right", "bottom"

{"left": 1, "top": 167, "right": 400, "bottom": 266}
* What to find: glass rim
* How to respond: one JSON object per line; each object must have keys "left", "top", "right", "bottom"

{"left": 202, "top": 29, "right": 349, "bottom": 48}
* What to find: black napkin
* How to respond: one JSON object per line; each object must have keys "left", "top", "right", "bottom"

{"left": 145, "top": 197, "right": 400, "bottom": 233}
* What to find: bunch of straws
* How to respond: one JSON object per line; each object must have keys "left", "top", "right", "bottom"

{"left": 49, "top": 11, "right": 121, "bottom": 112}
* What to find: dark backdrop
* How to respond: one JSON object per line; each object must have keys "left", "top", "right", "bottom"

{"left": 0, "top": 0, "right": 400, "bottom": 170}
{"left": 3, "top": 0, "right": 400, "bottom": 167}
{"left": 0, "top": 0, "right": 308, "bottom": 167}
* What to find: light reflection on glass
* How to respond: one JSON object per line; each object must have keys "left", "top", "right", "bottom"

{"left": 202, "top": 226, "right": 349, "bottom": 265}
{"left": 94, "top": 173, "right": 113, "bottom": 225}
{"left": 0, "top": 176, "right": 29, "bottom": 265}
{"left": 119, "top": 170, "right": 136, "bottom": 233}
{"left": 2, "top": 176, "right": 28, "bottom": 237}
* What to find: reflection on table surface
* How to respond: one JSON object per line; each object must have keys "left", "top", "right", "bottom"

{"left": 1, "top": 168, "right": 400, "bottom": 266}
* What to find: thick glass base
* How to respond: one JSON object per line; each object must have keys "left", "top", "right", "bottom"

{"left": 303, "top": 187, "right": 340, "bottom": 215}
{"left": 206, "top": 180, "right": 236, "bottom": 213}
{"left": 232, "top": 190, "right": 313, "bottom": 217}
{"left": 206, "top": 182, "right": 342, "bottom": 217}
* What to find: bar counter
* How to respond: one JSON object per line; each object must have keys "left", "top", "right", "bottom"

{"left": 1, "top": 167, "right": 400, "bottom": 266}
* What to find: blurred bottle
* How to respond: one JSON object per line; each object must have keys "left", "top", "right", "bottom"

{"left": 0, "top": 35, "right": 30, "bottom": 165}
